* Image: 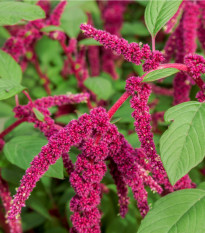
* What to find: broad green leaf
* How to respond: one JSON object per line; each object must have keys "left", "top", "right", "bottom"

{"left": 79, "top": 38, "right": 101, "bottom": 46}
{"left": 160, "top": 102, "right": 205, "bottom": 185}
{"left": 84, "top": 77, "right": 114, "bottom": 100}
{"left": 138, "top": 189, "right": 205, "bottom": 233}
{"left": 145, "top": 0, "right": 183, "bottom": 36}
{"left": 0, "top": 50, "right": 25, "bottom": 100}
{"left": 0, "top": 2, "right": 45, "bottom": 26}
{"left": 33, "top": 107, "right": 45, "bottom": 122}
{"left": 142, "top": 68, "right": 179, "bottom": 82}
{"left": 61, "top": 6, "right": 87, "bottom": 38}
{"left": 3, "top": 136, "right": 64, "bottom": 179}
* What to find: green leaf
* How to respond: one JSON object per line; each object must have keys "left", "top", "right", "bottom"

{"left": 160, "top": 102, "right": 205, "bottom": 185}
{"left": 41, "top": 26, "right": 64, "bottom": 33}
{"left": 27, "top": 194, "right": 51, "bottom": 220}
{"left": 0, "top": 2, "right": 45, "bottom": 26}
{"left": 0, "top": 50, "right": 25, "bottom": 100}
{"left": 79, "top": 38, "right": 101, "bottom": 46}
{"left": 142, "top": 68, "right": 179, "bottom": 82}
{"left": 33, "top": 107, "right": 45, "bottom": 122}
{"left": 3, "top": 136, "right": 64, "bottom": 179}
{"left": 84, "top": 77, "right": 114, "bottom": 100}
{"left": 121, "top": 22, "right": 149, "bottom": 37}
{"left": 61, "top": 6, "right": 87, "bottom": 38}
{"left": 145, "top": 0, "right": 183, "bottom": 36}
{"left": 0, "top": 50, "right": 22, "bottom": 82}
{"left": 0, "top": 102, "right": 13, "bottom": 117}
{"left": 138, "top": 189, "right": 205, "bottom": 233}
{"left": 22, "top": 212, "right": 45, "bottom": 231}
{"left": 0, "top": 79, "right": 25, "bottom": 100}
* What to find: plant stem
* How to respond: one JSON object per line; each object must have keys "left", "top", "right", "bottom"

{"left": 158, "top": 63, "right": 204, "bottom": 90}
{"left": 22, "top": 90, "right": 33, "bottom": 103}
{"left": 15, "top": 95, "right": 19, "bottom": 106}
{"left": 152, "top": 36, "right": 156, "bottom": 52}
{"left": 108, "top": 92, "right": 130, "bottom": 119}
{"left": 0, "top": 118, "right": 27, "bottom": 139}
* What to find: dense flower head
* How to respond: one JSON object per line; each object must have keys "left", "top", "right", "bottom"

{"left": 13, "top": 93, "right": 89, "bottom": 138}
{"left": 3, "top": 0, "right": 67, "bottom": 62}
{"left": 196, "top": 83, "right": 205, "bottom": 102}
{"left": 142, "top": 51, "right": 165, "bottom": 72}
{"left": 184, "top": 54, "right": 205, "bottom": 79}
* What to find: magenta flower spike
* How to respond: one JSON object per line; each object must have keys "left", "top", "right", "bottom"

{"left": 48, "top": 0, "right": 67, "bottom": 26}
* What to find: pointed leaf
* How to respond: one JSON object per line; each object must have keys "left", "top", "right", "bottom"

{"left": 142, "top": 68, "right": 179, "bottom": 82}
{"left": 160, "top": 102, "right": 205, "bottom": 185}
{"left": 138, "top": 189, "right": 205, "bottom": 233}
{"left": 145, "top": 0, "right": 183, "bottom": 36}
{"left": 33, "top": 107, "right": 45, "bottom": 122}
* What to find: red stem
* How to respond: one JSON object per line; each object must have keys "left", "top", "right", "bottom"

{"left": 152, "top": 36, "right": 156, "bottom": 52}
{"left": 158, "top": 63, "right": 204, "bottom": 90}
{"left": 22, "top": 90, "right": 33, "bottom": 103}
{"left": 108, "top": 92, "right": 130, "bottom": 119}
{"left": 0, "top": 118, "right": 27, "bottom": 139}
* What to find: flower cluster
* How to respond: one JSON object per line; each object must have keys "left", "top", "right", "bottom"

{"left": 3, "top": 0, "right": 67, "bottom": 63}
{"left": 184, "top": 54, "right": 205, "bottom": 79}
{"left": 125, "top": 76, "right": 194, "bottom": 191}
{"left": 13, "top": 93, "right": 89, "bottom": 138}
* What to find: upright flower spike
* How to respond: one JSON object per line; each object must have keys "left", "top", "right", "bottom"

{"left": 48, "top": 0, "right": 67, "bottom": 26}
